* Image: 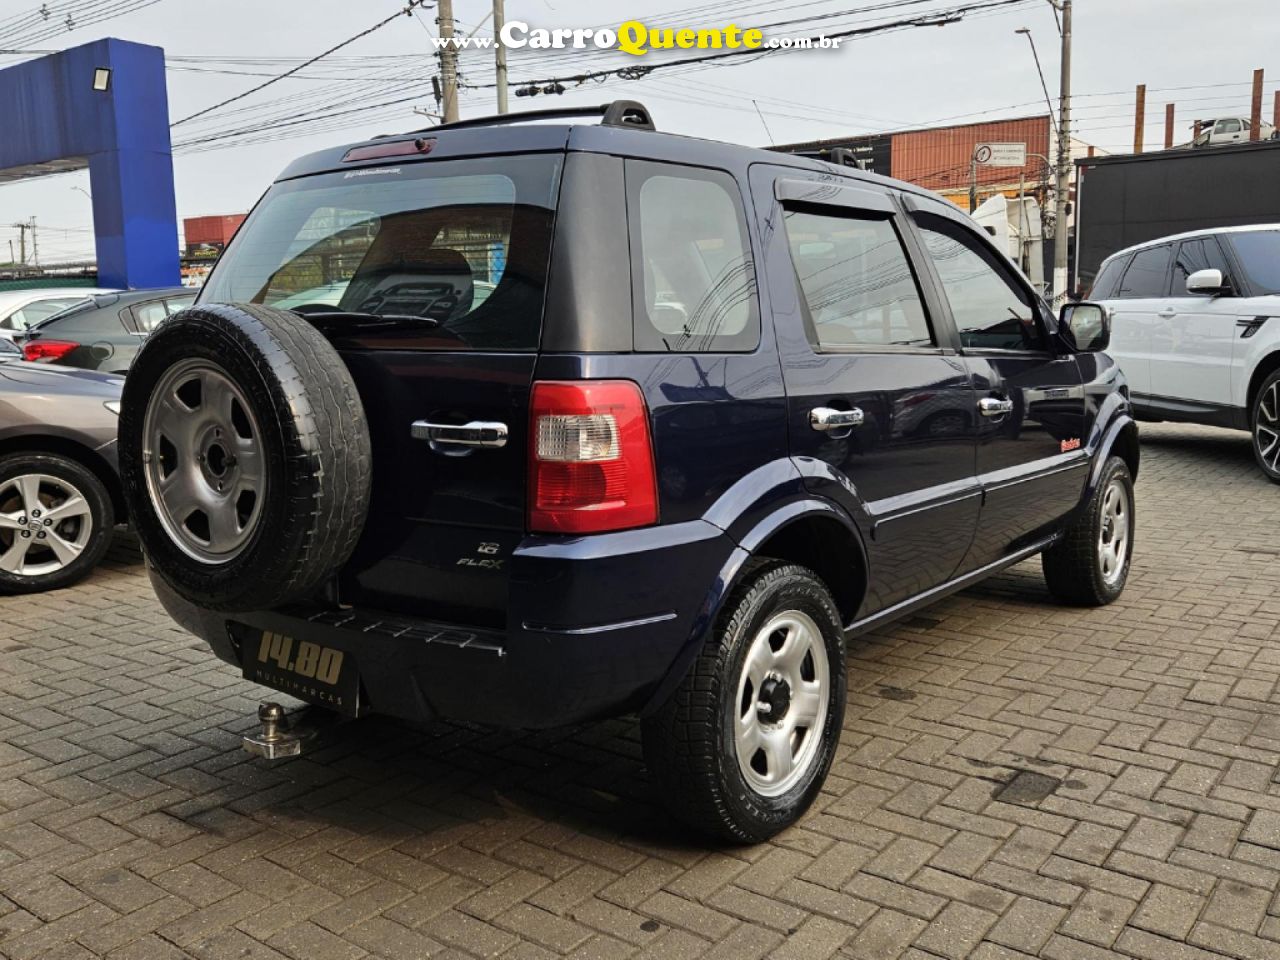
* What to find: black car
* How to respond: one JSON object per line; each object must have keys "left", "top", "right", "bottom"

{"left": 21, "top": 287, "right": 196, "bottom": 373}
{"left": 118, "top": 101, "right": 1139, "bottom": 842}
{"left": 0, "top": 337, "right": 125, "bottom": 594}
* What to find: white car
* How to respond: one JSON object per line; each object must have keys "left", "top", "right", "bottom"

{"left": 1191, "top": 117, "right": 1278, "bottom": 147}
{"left": 1091, "top": 225, "right": 1280, "bottom": 481}
{"left": 0, "top": 288, "right": 118, "bottom": 340}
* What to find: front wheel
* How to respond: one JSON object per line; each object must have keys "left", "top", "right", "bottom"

{"left": 641, "top": 561, "right": 846, "bottom": 843}
{"left": 1251, "top": 369, "right": 1280, "bottom": 483}
{"left": 1042, "top": 456, "right": 1134, "bottom": 606}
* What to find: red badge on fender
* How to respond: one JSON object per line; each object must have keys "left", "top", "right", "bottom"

{"left": 1061, "top": 438, "right": 1082, "bottom": 453}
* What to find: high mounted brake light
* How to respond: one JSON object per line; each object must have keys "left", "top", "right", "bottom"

{"left": 529, "top": 380, "right": 658, "bottom": 534}
{"left": 341, "top": 138, "right": 435, "bottom": 163}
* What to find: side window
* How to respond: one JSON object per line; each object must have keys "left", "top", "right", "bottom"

{"left": 1088, "top": 256, "right": 1129, "bottom": 300}
{"left": 164, "top": 295, "right": 196, "bottom": 315}
{"left": 1171, "top": 239, "right": 1230, "bottom": 294}
{"left": 630, "top": 162, "right": 758, "bottom": 352}
{"left": 1118, "top": 245, "right": 1172, "bottom": 298}
{"left": 912, "top": 212, "right": 1046, "bottom": 352}
{"left": 1219, "top": 119, "right": 1241, "bottom": 134}
{"left": 132, "top": 301, "right": 170, "bottom": 332}
{"left": 782, "top": 207, "right": 933, "bottom": 350}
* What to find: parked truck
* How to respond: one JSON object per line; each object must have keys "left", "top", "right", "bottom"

{"left": 1074, "top": 139, "right": 1280, "bottom": 294}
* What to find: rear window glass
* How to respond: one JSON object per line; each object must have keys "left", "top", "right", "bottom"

{"left": 1118, "top": 245, "right": 1171, "bottom": 299}
{"left": 1228, "top": 230, "right": 1280, "bottom": 295}
{"left": 4, "top": 297, "right": 86, "bottom": 330}
{"left": 629, "top": 161, "right": 758, "bottom": 352}
{"left": 200, "top": 155, "right": 563, "bottom": 351}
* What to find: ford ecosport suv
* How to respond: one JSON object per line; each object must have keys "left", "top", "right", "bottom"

{"left": 119, "top": 102, "right": 1139, "bottom": 841}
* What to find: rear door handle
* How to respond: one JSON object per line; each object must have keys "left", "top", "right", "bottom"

{"left": 809, "top": 407, "right": 864, "bottom": 431}
{"left": 1158, "top": 308, "right": 1177, "bottom": 318}
{"left": 411, "top": 420, "right": 508, "bottom": 448}
{"left": 978, "top": 397, "right": 1014, "bottom": 417}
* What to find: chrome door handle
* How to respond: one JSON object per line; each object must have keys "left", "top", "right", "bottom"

{"left": 978, "top": 397, "right": 1014, "bottom": 418}
{"left": 810, "top": 407, "right": 864, "bottom": 432}
{"left": 1158, "top": 308, "right": 1177, "bottom": 318}
{"left": 411, "top": 420, "right": 508, "bottom": 448}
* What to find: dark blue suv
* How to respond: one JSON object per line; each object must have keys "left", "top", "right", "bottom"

{"left": 119, "top": 102, "right": 1139, "bottom": 841}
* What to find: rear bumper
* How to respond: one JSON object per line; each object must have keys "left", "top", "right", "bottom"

{"left": 152, "top": 519, "right": 736, "bottom": 729}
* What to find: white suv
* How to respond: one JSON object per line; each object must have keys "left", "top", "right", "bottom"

{"left": 1091, "top": 225, "right": 1280, "bottom": 481}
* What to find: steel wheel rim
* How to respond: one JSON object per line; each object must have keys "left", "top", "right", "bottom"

{"left": 0, "top": 474, "right": 93, "bottom": 577}
{"left": 1256, "top": 382, "right": 1280, "bottom": 473}
{"left": 142, "top": 358, "right": 266, "bottom": 565}
{"left": 734, "top": 609, "right": 831, "bottom": 798}
{"left": 1098, "top": 477, "right": 1130, "bottom": 587}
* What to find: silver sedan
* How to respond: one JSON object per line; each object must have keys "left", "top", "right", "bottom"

{"left": 0, "top": 337, "right": 124, "bottom": 592}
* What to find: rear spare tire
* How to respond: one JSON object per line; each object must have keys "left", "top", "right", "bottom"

{"left": 119, "top": 303, "right": 371, "bottom": 611}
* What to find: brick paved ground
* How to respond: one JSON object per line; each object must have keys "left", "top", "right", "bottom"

{"left": 3, "top": 422, "right": 1280, "bottom": 959}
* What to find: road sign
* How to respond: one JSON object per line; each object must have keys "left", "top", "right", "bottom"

{"left": 974, "top": 142, "right": 1028, "bottom": 167}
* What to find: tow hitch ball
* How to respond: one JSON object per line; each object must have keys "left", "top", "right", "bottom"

{"left": 242, "top": 702, "right": 345, "bottom": 759}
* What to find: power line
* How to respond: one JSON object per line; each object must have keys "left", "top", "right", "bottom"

{"left": 471, "top": 0, "right": 1036, "bottom": 91}
{"left": 171, "top": 0, "right": 431, "bottom": 126}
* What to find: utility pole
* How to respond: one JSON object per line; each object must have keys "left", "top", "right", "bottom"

{"left": 437, "top": 0, "right": 459, "bottom": 123}
{"left": 1052, "top": 0, "right": 1072, "bottom": 303}
{"left": 493, "top": 0, "right": 508, "bottom": 113}
{"left": 10, "top": 219, "right": 34, "bottom": 267}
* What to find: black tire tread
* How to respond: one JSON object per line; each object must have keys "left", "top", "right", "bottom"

{"left": 641, "top": 559, "right": 843, "bottom": 843}
{"left": 120, "top": 303, "right": 371, "bottom": 611}
{"left": 1042, "top": 456, "right": 1132, "bottom": 607}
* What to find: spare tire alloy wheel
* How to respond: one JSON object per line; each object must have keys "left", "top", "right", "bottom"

{"left": 143, "top": 358, "right": 265, "bottom": 563}
{"left": 120, "top": 303, "right": 372, "bottom": 612}
{"left": 0, "top": 453, "right": 113, "bottom": 594}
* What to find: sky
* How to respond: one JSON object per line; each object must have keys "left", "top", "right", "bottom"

{"left": 0, "top": 0, "right": 1276, "bottom": 264}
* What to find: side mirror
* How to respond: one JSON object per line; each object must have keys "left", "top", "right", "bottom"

{"left": 1059, "top": 301, "right": 1110, "bottom": 353}
{"left": 1187, "top": 268, "right": 1230, "bottom": 296}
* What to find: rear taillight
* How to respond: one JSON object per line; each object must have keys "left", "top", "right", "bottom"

{"left": 23, "top": 340, "right": 78, "bottom": 362}
{"left": 529, "top": 380, "right": 657, "bottom": 534}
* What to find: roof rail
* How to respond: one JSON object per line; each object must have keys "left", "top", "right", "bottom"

{"left": 423, "top": 100, "right": 655, "bottom": 133}
{"left": 769, "top": 145, "right": 870, "bottom": 171}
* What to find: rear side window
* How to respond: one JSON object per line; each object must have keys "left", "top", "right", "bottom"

{"left": 1118, "top": 245, "right": 1171, "bottom": 298}
{"left": 1172, "top": 237, "right": 1232, "bottom": 294}
{"left": 629, "top": 162, "right": 757, "bottom": 352}
{"left": 783, "top": 208, "right": 933, "bottom": 350}
{"left": 132, "top": 300, "right": 169, "bottom": 332}
{"left": 1088, "top": 256, "right": 1128, "bottom": 299}
{"left": 201, "top": 154, "right": 563, "bottom": 351}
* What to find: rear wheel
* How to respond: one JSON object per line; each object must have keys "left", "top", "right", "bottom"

{"left": 1251, "top": 369, "right": 1280, "bottom": 483}
{"left": 641, "top": 561, "right": 846, "bottom": 843}
{"left": 1042, "top": 456, "right": 1134, "bottom": 606}
{"left": 0, "top": 453, "right": 114, "bottom": 594}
